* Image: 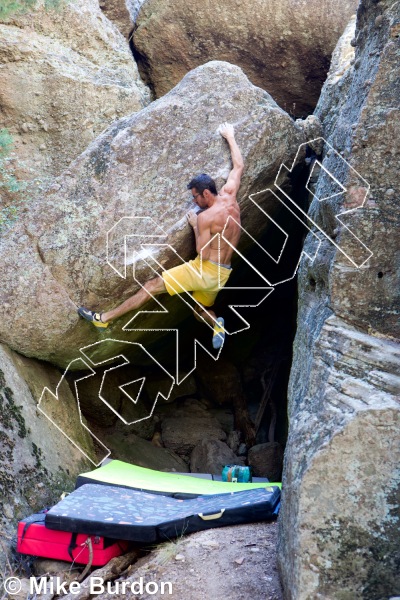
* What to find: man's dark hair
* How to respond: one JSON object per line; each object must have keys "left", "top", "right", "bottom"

{"left": 187, "top": 174, "right": 217, "bottom": 196}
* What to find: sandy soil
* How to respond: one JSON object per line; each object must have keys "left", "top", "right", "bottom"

{"left": 100, "top": 521, "right": 283, "bottom": 600}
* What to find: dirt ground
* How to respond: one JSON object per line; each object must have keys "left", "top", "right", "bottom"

{"left": 100, "top": 521, "right": 283, "bottom": 600}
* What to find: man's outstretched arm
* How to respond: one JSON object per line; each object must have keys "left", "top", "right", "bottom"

{"left": 218, "top": 122, "right": 244, "bottom": 195}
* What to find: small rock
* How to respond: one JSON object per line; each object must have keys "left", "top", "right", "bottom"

{"left": 201, "top": 540, "right": 219, "bottom": 549}
{"left": 7, "top": 578, "right": 30, "bottom": 600}
{"left": 375, "top": 15, "right": 384, "bottom": 27}
{"left": 234, "top": 557, "right": 245, "bottom": 565}
{"left": 3, "top": 504, "right": 13, "bottom": 519}
{"left": 227, "top": 430, "right": 241, "bottom": 453}
{"left": 33, "top": 559, "right": 73, "bottom": 576}
{"left": 175, "top": 554, "right": 185, "bottom": 561}
{"left": 237, "top": 443, "right": 247, "bottom": 456}
{"left": 248, "top": 442, "right": 284, "bottom": 480}
{"left": 190, "top": 438, "right": 243, "bottom": 473}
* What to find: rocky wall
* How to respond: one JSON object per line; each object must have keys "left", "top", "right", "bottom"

{"left": 0, "top": 0, "right": 149, "bottom": 179}
{"left": 0, "top": 343, "right": 93, "bottom": 565}
{"left": 132, "top": 0, "right": 358, "bottom": 116}
{"left": 278, "top": 0, "right": 400, "bottom": 597}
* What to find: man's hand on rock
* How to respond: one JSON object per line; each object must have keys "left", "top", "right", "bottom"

{"left": 187, "top": 210, "right": 198, "bottom": 228}
{"left": 218, "top": 122, "right": 235, "bottom": 140}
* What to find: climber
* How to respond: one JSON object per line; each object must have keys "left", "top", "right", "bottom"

{"left": 78, "top": 122, "right": 244, "bottom": 349}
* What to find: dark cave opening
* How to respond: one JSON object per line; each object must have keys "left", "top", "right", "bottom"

{"left": 69, "top": 157, "right": 314, "bottom": 482}
{"left": 128, "top": 26, "right": 157, "bottom": 101}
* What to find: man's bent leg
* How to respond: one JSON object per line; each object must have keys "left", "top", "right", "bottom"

{"left": 78, "top": 276, "right": 167, "bottom": 327}
{"left": 193, "top": 303, "right": 225, "bottom": 350}
{"left": 102, "top": 276, "right": 167, "bottom": 322}
{"left": 193, "top": 303, "right": 217, "bottom": 327}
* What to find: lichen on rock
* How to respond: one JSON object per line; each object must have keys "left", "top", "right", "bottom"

{"left": 0, "top": 342, "right": 94, "bottom": 567}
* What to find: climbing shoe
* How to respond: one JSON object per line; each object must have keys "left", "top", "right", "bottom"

{"left": 78, "top": 306, "right": 109, "bottom": 328}
{"left": 212, "top": 317, "right": 225, "bottom": 349}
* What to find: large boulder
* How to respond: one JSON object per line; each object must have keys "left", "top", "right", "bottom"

{"left": 162, "top": 413, "right": 227, "bottom": 460}
{"left": 248, "top": 442, "right": 284, "bottom": 481}
{"left": 90, "top": 425, "right": 189, "bottom": 471}
{"left": 99, "top": 0, "right": 134, "bottom": 38}
{"left": 126, "top": 0, "right": 146, "bottom": 24}
{"left": 190, "top": 438, "right": 244, "bottom": 474}
{"left": 132, "top": 0, "right": 358, "bottom": 116}
{"left": 71, "top": 367, "right": 123, "bottom": 428}
{"left": 0, "top": 0, "right": 149, "bottom": 179}
{"left": 195, "top": 356, "right": 244, "bottom": 406}
{"left": 0, "top": 60, "right": 307, "bottom": 368}
{"left": 278, "top": 0, "right": 400, "bottom": 597}
{"left": 0, "top": 343, "right": 93, "bottom": 564}
{"left": 190, "top": 439, "right": 244, "bottom": 475}
{"left": 314, "top": 14, "right": 357, "bottom": 141}
{"left": 69, "top": 363, "right": 156, "bottom": 438}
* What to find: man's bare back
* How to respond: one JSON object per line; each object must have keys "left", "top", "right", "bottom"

{"left": 202, "top": 190, "right": 241, "bottom": 265}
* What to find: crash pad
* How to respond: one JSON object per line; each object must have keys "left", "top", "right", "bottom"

{"left": 46, "top": 483, "right": 281, "bottom": 543}
{"left": 76, "top": 460, "right": 280, "bottom": 498}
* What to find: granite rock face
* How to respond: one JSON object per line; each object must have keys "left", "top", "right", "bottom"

{"left": 162, "top": 413, "right": 227, "bottom": 460}
{"left": 132, "top": 0, "right": 358, "bottom": 116}
{"left": 0, "top": 61, "right": 306, "bottom": 368}
{"left": 89, "top": 426, "right": 189, "bottom": 472}
{"left": 0, "top": 0, "right": 149, "bottom": 179}
{"left": 99, "top": 0, "right": 134, "bottom": 38}
{"left": 0, "top": 343, "right": 93, "bottom": 564}
{"left": 313, "top": 14, "right": 357, "bottom": 142}
{"left": 190, "top": 438, "right": 244, "bottom": 473}
{"left": 278, "top": 0, "right": 400, "bottom": 597}
{"left": 126, "top": 0, "right": 146, "bottom": 23}
{"left": 248, "top": 442, "right": 283, "bottom": 481}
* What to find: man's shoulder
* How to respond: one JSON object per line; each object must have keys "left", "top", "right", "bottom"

{"left": 219, "top": 189, "right": 238, "bottom": 203}
{"left": 197, "top": 210, "right": 212, "bottom": 226}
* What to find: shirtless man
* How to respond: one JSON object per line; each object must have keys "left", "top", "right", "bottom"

{"left": 78, "top": 122, "right": 243, "bottom": 349}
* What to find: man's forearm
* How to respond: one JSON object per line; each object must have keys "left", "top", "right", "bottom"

{"left": 192, "top": 223, "right": 211, "bottom": 259}
{"left": 192, "top": 224, "right": 200, "bottom": 247}
{"left": 226, "top": 135, "right": 244, "bottom": 170}
{"left": 192, "top": 223, "right": 203, "bottom": 254}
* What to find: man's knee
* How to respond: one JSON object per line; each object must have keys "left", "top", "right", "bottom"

{"left": 193, "top": 305, "right": 203, "bottom": 322}
{"left": 144, "top": 276, "right": 166, "bottom": 295}
{"left": 193, "top": 303, "right": 210, "bottom": 321}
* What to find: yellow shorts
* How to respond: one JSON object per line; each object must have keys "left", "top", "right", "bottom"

{"left": 162, "top": 255, "right": 232, "bottom": 307}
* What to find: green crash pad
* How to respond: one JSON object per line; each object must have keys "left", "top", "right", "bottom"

{"left": 76, "top": 460, "right": 281, "bottom": 499}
